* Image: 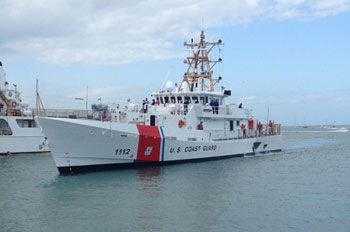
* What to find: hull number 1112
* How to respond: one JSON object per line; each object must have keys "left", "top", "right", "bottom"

{"left": 115, "top": 149, "right": 130, "bottom": 155}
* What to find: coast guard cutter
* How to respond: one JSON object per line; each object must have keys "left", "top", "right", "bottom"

{"left": 37, "top": 31, "right": 282, "bottom": 173}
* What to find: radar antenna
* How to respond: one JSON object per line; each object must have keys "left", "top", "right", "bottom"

{"left": 178, "top": 31, "right": 223, "bottom": 92}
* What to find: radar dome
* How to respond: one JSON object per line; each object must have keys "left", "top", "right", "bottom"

{"left": 165, "top": 81, "right": 174, "bottom": 91}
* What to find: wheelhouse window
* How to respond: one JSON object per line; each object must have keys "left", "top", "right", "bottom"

{"left": 177, "top": 96, "right": 183, "bottom": 103}
{"left": 210, "top": 97, "right": 221, "bottom": 105}
{"left": 184, "top": 96, "right": 191, "bottom": 103}
{"left": 192, "top": 96, "right": 199, "bottom": 103}
{"left": 164, "top": 96, "right": 169, "bottom": 104}
{"left": 170, "top": 96, "right": 176, "bottom": 103}
{"left": 16, "top": 119, "right": 37, "bottom": 128}
{"left": 0, "top": 119, "right": 13, "bottom": 135}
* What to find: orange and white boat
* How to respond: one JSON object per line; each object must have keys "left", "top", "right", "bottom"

{"left": 0, "top": 62, "right": 49, "bottom": 154}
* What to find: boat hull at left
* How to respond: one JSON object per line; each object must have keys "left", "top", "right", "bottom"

{"left": 0, "top": 116, "right": 49, "bottom": 154}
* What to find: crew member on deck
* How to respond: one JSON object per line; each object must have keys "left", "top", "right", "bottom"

{"left": 209, "top": 99, "right": 214, "bottom": 113}
{"left": 196, "top": 121, "right": 204, "bottom": 130}
{"left": 101, "top": 111, "right": 108, "bottom": 121}
{"left": 268, "top": 120, "right": 273, "bottom": 135}
{"left": 257, "top": 121, "right": 263, "bottom": 136}
{"left": 214, "top": 100, "right": 219, "bottom": 114}
{"left": 184, "top": 98, "right": 189, "bottom": 114}
{"left": 240, "top": 123, "right": 246, "bottom": 138}
{"left": 142, "top": 99, "right": 149, "bottom": 113}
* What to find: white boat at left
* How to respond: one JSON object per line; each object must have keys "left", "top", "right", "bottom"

{"left": 0, "top": 61, "right": 49, "bottom": 154}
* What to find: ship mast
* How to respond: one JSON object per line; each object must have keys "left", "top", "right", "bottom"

{"left": 0, "top": 61, "right": 15, "bottom": 116}
{"left": 178, "top": 31, "right": 223, "bottom": 92}
{"left": 36, "top": 79, "right": 46, "bottom": 116}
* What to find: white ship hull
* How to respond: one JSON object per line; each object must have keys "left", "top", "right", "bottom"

{"left": 0, "top": 116, "right": 50, "bottom": 154}
{"left": 0, "top": 135, "right": 49, "bottom": 154}
{"left": 37, "top": 117, "right": 281, "bottom": 173}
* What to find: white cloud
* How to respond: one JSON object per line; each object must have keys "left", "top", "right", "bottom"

{"left": 1, "top": 0, "right": 349, "bottom": 65}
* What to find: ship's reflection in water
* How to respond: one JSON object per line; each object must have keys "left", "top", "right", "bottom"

{"left": 137, "top": 166, "right": 162, "bottom": 181}
{"left": 137, "top": 166, "right": 162, "bottom": 179}
{"left": 136, "top": 166, "right": 164, "bottom": 195}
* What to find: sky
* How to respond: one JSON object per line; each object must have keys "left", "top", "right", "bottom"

{"left": 0, "top": 0, "right": 350, "bottom": 126}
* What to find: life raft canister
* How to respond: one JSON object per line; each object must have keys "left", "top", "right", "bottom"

{"left": 178, "top": 119, "right": 186, "bottom": 128}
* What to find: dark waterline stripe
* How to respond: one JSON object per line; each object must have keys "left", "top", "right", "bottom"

{"left": 57, "top": 149, "right": 283, "bottom": 175}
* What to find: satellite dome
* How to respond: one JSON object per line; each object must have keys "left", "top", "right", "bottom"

{"left": 165, "top": 81, "right": 174, "bottom": 91}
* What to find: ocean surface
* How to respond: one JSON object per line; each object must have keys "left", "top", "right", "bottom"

{"left": 1, "top": 126, "right": 350, "bottom": 232}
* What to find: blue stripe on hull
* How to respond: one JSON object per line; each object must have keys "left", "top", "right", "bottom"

{"left": 159, "top": 127, "right": 165, "bottom": 161}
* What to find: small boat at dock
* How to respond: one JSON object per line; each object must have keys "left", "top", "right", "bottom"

{"left": 0, "top": 61, "right": 49, "bottom": 154}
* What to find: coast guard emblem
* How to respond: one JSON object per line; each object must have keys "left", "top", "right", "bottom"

{"left": 144, "top": 146, "right": 153, "bottom": 156}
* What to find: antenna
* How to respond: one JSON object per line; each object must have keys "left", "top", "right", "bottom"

{"left": 86, "top": 86, "right": 88, "bottom": 118}
{"left": 266, "top": 107, "right": 270, "bottom": 134}
{"left": 178, "top": 31, "right": 223, "bottom": 92}
{"left": 0, "top": 62, "right": 16, "bottom": 116}
{"left": 161, "top": 66, "right": 173, "bottom": 90}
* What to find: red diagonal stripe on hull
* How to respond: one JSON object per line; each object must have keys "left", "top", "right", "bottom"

{"left": 136, "top": 125, "right": 161, "bottom": 162}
